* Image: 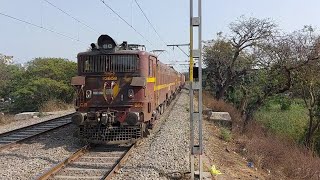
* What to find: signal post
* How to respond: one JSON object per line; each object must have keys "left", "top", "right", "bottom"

{"left": 189, "top": 0, "right": 203, "bottom": 179}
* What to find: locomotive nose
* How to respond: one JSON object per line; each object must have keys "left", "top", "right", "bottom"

{"left": 125, "top": 112, "right": 139, "bottom": 125}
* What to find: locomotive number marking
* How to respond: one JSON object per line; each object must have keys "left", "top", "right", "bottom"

{"left": 103, "top": 76, "right": 118, "bottom": 81}
{"left": 80, "top": 103, "right": 88, "bottom": 107}
{"left": 134, "top": 102, "right": 143, "bottom": 108}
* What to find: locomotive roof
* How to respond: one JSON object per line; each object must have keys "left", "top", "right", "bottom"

{"left": 77, "top": 49, "right": 180, "bottom": 73}
{"left": 78, "top": 49, "right": 143, "bottom": 56}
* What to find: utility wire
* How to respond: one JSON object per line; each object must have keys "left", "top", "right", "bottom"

{"left": 134, "top": 0, "right": 175, "bottom": 63}
{"left": 134, "top": 0, "right": 166, "bottom": 45}
{"left": 0, "top": 12, "right": 84, "bottom": 43}
{"left": 134, "top": 0, "right": 187, "bottom": 64}
{"left": 43, "top": 0, "right": 99, "bottom": 34}
{"left": 99, "top": 0, "right": 153, "bottom": 47}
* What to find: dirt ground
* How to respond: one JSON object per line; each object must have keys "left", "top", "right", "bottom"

{"left": 203, "top": 120, "right": 269, "bottom": 180}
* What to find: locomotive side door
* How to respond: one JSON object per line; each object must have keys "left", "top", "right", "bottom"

{"left": 151, "top": 56, "right": 158, "bottom": 109}
{"left": 147, "top": 56, "right": 157, "bottom": 114}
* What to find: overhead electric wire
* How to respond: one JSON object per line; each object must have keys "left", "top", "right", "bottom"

{"left": 43, "top": 0, "right": 99, "bottom": 34}
{"left": 0, "top": 12, "right": 85, "bottom": 43}
{"left": 99, "top": 0, "right": 153, "bottom": 47}
{"left": 134, "top": 0, "right": 178, "bottom": 61}
{"left": 134, "top": 0, "right": 166, "bottom": 46}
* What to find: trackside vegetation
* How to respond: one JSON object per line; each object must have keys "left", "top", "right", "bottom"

{"left": 0, "top": 56, "right": 76, "bottom": 113}
{"left": 203, "top": 16, "right": 320, "bottom": 178}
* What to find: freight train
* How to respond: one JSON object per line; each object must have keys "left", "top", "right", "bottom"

{"left": 71, "top": 35, "right": 185, "bottom": 144}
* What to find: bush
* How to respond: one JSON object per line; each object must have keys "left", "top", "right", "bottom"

{"left": 242, "top": 122, "right": 320, "bottom": 179}
{"left": 40, "top": 99, "right": 73, "bottom": 112}
{"left": 11, "top": 78, "right": 74, "bottom": 112}
{"left": 279, "top": 97, "right": 292, "bottom": 111}
{"left": 6, "top": 58, "right": 77, "bottom": 113}
{"left": 255, "top": 101, "right": 308, "bottom": 142}
{"left": 0, "top": 114, "right": 14, "bottom": 125}
{"left": 203, "top": 91, "right": 244, "bottom": 133}
{"left": 220, "top": 127, "right": 232, "bottom": 142}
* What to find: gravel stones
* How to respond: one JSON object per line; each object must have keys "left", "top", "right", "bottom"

{"left": 0, "top": 124, "right": 83, "bottom": 179}
{"left": 112, "top": 91, "right": 190, "bottom": 180}
{"left": 0, "top": 109, "right": 74, "bottom": 134}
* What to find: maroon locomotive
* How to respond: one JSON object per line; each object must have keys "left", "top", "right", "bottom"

{"left": 71, "top": 35, "right": 185, "bottom": 144}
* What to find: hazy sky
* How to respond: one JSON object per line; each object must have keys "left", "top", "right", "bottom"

{"left": 1, "top": 0, "right": 320, "bottom": 72}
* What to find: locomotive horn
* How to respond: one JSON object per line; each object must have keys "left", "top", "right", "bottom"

{"left": 97, "top": 34, "right": 117, "bottom": 51}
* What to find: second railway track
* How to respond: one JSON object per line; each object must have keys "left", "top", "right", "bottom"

{"left": 0, "top": 113, "right": 74, "bottom": 150}
{"left": 37, "top": 144, "right": 134, "bottom": 180}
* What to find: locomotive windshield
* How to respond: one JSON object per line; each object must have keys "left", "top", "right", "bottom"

{"left": 78, "top": 54, "right": 139, "bottom": 73}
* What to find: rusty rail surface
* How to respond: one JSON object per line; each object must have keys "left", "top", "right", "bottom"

{"left": 0, "top": 113, "right": 74, "bottom": 151}
{"left": 37, "top": 144, "right": 134, "bottom": 180}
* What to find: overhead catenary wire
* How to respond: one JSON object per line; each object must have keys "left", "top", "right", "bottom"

{"left": 43, "top": 0, "right": 100, "bottom": 34}
{"left": 99, "top": 0, "right": 153, "bottom": 47}
{"left": 0, "top": 12, "right": 85, "bottom": 43}
{"left": 133, "top": 0, "right": 166, "bottom": 46}
{"left": 133, "top": 0, "right": 177, "bottom": 61}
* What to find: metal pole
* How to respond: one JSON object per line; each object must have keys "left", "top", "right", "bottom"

{"left": 189, "top": 0, "right": 194, "bottom": 179}
{"left": 198, "top": 0, "right": 203, "bottom": 179}
{"left": 189, "top": 0, "right": 202, "bottom": 179}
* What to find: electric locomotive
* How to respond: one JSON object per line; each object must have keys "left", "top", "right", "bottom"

{"left": 71, "top": 35, "right": 185, "bottom": 144}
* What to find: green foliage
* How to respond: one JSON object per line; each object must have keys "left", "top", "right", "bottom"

{"left": 274, "top": 95, "right": 292, "bottom": 111}
{"left": 25, "top": 58, "right": 77, "bottom": 84}
{"left": 11, "top": 78, "right": 74, "bottom": 112}
{"left": 0, "top": 63, "right": 21, "bottom": 98}
{"left": 264, "top": 95, "right": 292, "bottom": 111}
{"left": 255, "top": 99, "right": 308, "bottom": 141}
{"left": 0, "top": 57, "right": 77, "bottom": 113}
{"left": 220, "top": 127, "right": 232, "bottom": 142}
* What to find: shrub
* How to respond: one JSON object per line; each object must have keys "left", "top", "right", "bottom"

{"left": 11, "top": 78, "right": 74, "bottom": 112}
{"left": 202, "top": 91, "right": 244, "bottom": 133}
{"left": 0, "top": 114, "right": 14, "bottom": 125}
{"left": 242, "top": 122, "right": 320, "bottom": 179}
{"left": 220, "top": 127, "right": 232, "bottom": 142}
{"left": 279, "top": 97, "right": 292, "bottom": 111}
{"left": 255, "top": 101, "right": 308, "bottom": 142}
{"left": 40, "top": 99, "right": 73, "bottom": 112}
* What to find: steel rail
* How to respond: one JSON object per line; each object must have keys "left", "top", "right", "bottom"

{"left": 36, "top": 144, "right": 90, "bottom": 180}
{"left": 103, "top": 144, "right": 135, "bottom": 180}
{"left": 0, "top": 113, "right": 74, "bottom": 151}
{"left": 36, "top": 91, "right": 182, "bottom": 180}
{"left": 37, "top": 144, "right": 134, "bottom": 180}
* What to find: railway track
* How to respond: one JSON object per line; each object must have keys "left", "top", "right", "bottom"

{"left": 0, "top": 113, "right": 74, "bottom": 150}
{"left": 37, "top": 144, "right": 134, "bottom": 180}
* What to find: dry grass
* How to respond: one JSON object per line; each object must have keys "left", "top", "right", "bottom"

{"left": 203, "top": 91, "right": 244, "bottom": 133}
{"left": 0, "top": 114, "right": 15, "bottom": 125}
{"left": 202, "top": 91, "right": 320, "bottom": 179}
{"left": 241, "top": 122, "right": 320, "bottom": 179}
{"left": 39, "top": 99, "right": 73, "bottom": 112}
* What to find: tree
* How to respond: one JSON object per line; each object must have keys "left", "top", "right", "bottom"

{"left": 11, "top": 78, "right": 73, "bottom": 112}
{"left": 0, "top": 54, "right": 21, "bottom": 98}
{"left": 203, "top": 16, "right": 277, "bottom": 100}
{"left": 9, "top": 57, "right": 77, "bottom": 112}
{"left": 293, "top": 34, "right": 320, "bottom": 148}
{"left": 25, "top": 57, "right": 77, "bottom": 84}
{"left": 242, "top": 27, "right": 320, "bottom": 126}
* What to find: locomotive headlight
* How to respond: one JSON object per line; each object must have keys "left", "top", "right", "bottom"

{"left": 128, "top": 89, "right": 134, "bottom": 98}
{"left": 86, "top": 90, "right": 92, "bottom": 99}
